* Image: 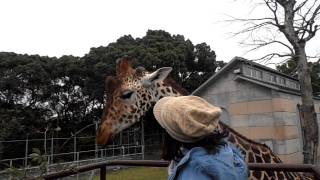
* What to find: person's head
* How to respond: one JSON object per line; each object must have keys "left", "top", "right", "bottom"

{"left": 153, "top": 96, "right": 228, "bottom": 161}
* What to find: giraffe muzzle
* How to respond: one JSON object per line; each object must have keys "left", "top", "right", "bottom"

{"left": 96, "top": 125, "right": 113, "bottom": 145}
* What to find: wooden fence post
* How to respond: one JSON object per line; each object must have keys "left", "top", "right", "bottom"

{"left": 100, "top": 166, "right": 106, "bottom": 180}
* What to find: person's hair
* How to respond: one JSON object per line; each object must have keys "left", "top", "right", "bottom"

{"left": 161, "top": 128, "right": 229, "bottom": 161}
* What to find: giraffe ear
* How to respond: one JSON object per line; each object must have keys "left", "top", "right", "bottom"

{"left": 142, "top": 67, "right": 172, "bottom": 88}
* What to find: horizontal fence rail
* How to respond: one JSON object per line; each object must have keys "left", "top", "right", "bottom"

{"left": 42, "top": 160, "right": 320, "bottom": 180}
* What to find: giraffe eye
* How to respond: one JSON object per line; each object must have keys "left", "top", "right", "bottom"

{"left": 121, "top": 90, "right": 134, "bottom": 99}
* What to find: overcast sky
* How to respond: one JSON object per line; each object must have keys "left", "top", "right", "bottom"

{"left": 0, "top": 0, "right": 319, "bottom": 64}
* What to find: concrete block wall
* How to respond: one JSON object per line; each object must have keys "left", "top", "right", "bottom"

{"left": 271, "top": 91, "right": 303, "bottom": 163}
{"left": 197, "top": 67, "right": 320, "bottom": 164}
{"left": 199, "top": 78, "right": 303, "bottom": 163}
{"left": 274, "top": 92, "right": 320, "bottom": 163}
{"left": 226, "top": 88, "right": 303, "bottom": 163}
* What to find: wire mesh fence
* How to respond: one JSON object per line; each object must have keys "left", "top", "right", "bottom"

{"left": 0, "top": 120, "right": 164, "bottom": 179}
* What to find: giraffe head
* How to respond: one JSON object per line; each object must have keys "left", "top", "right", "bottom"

{"left": 96, "top": 57, "right": 176, "bottom": 145}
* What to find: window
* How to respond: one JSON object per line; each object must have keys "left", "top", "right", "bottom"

{"left": 270, "top": 75, "right": 277, "bottom": 83}
{"left": 264, "top": 73, "right": 271, "bottom": 82}
{"left": 264, "top": 73, "right": 276, "bottom": 83}
{"left": 277, "top": 77, "right": 285, "bottom": 85}
{"left": 243, "top": 66, "right": 300, "bottom": 90}
{"left": 256, "top": 70, "right": 262, "bottom": 79}
{"left": 290, "top": 81, "right": 300, "bottom": 90}
{"left": 286, "top": 80, "right": 292, "bottom": 88}
{"left": 251, "top": 69, "right": 256, "bottom": 77}
{"left": 287, "top": 80, "right": 295, "bottom": 89}
{"left": 243, "top": 66, "right": 251, "bottom": 76}
{"left": 243, "top": 66, "right": 262, "bottom": 79}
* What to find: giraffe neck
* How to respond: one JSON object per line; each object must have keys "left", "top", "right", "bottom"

{"left": 153, "top": 80, "right": 187, "bottom": 101}
{"left": 219, "top": 122, "right": 280, "bottom": 163}
{"left": 220, "top": 120, "right": 303, "bottom": 179}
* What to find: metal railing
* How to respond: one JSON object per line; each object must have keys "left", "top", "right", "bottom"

{"left": 0, "top": 126, "right": 146, "bottom": 169}
{"left": 0, "top": 121, "right": 150, "bottom": 171}
{"left": 42, "top": 160, "right": 320, "bottom": 180}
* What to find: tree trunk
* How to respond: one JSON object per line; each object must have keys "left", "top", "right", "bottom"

{"left": 297, "top": 47, "right": 319, "bottom": 164}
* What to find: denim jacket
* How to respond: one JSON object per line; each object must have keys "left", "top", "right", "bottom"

{"left": 168, "top": 144, "right": 248, "bottom": 180}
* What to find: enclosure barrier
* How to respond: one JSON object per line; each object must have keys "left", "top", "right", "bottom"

{"left": 42, "top": 160, "right": 320, "bottom": 180}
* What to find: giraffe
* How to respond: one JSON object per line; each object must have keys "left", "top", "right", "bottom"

{"left": 96, "top": 57, "right": 312, "bottom": 180}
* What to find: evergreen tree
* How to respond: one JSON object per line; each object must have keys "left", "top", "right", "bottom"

{"left": 277, "top": 59, "right": 320, "bottom": 96}
{"left": 0, "top": 30, "right": 224, "bottom": 163}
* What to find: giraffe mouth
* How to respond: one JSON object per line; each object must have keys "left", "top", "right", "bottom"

{"left": 96, "top": 125, "right": 114, "bottom": 145}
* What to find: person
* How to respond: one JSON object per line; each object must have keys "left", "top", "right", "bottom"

{"left": 153, "top": 96, "right": 248, "bottom": 180}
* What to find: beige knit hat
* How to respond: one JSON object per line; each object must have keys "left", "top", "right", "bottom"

{"left": 153, "top": 96, "right": 222, "bottom": 143}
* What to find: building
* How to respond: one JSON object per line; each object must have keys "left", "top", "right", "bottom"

{"left": 192, "top": 56, "right": 320, "bottom": 163}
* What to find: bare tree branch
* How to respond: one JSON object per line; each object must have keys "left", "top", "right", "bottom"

{"left": 264, "top": 57, "right": 292, "bottom": 66}
{"left": 228, "top": 0, "right": 319, "bottom": 59}
{"left": 224, "top": 16, "right": 274, "bottom": 22}
{"left": 228, "top": 0, "right": 320, "bottom": 164}
{"left": 298, "top": 1, "right": 319, "bottom": 40}
{"left": 249, "top": 52, "right": 292, "bottom": 62}
{"left": 241, "top": 39, "right": 294, "bottom": 55}
{"left": 294, "top": 0, "right": 309, "bottom": 13}
{"left": 264, "top": 0, "right": 281, "bottom": 26}
{"left": 230, "top": 21, "right": 278, "bottom": 38}
{"left": 303, "top": 4, "right": 320, "bottom": 41}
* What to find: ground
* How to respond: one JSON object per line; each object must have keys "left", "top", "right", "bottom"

{"left": 94, "top": 167, "right": 167, "bottom": 180}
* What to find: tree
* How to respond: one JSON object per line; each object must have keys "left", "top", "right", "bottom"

{"left": 277, "top": 58, "right": 320, "bottom": 96}
{"left": 231, "top": 0, "right": 320, "bottom": 163}
{"left": 82, "top": 30, "right": 222, "bottom": 93}
{"left": 0, "top": 30, "right": 224, "bottom": 165}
